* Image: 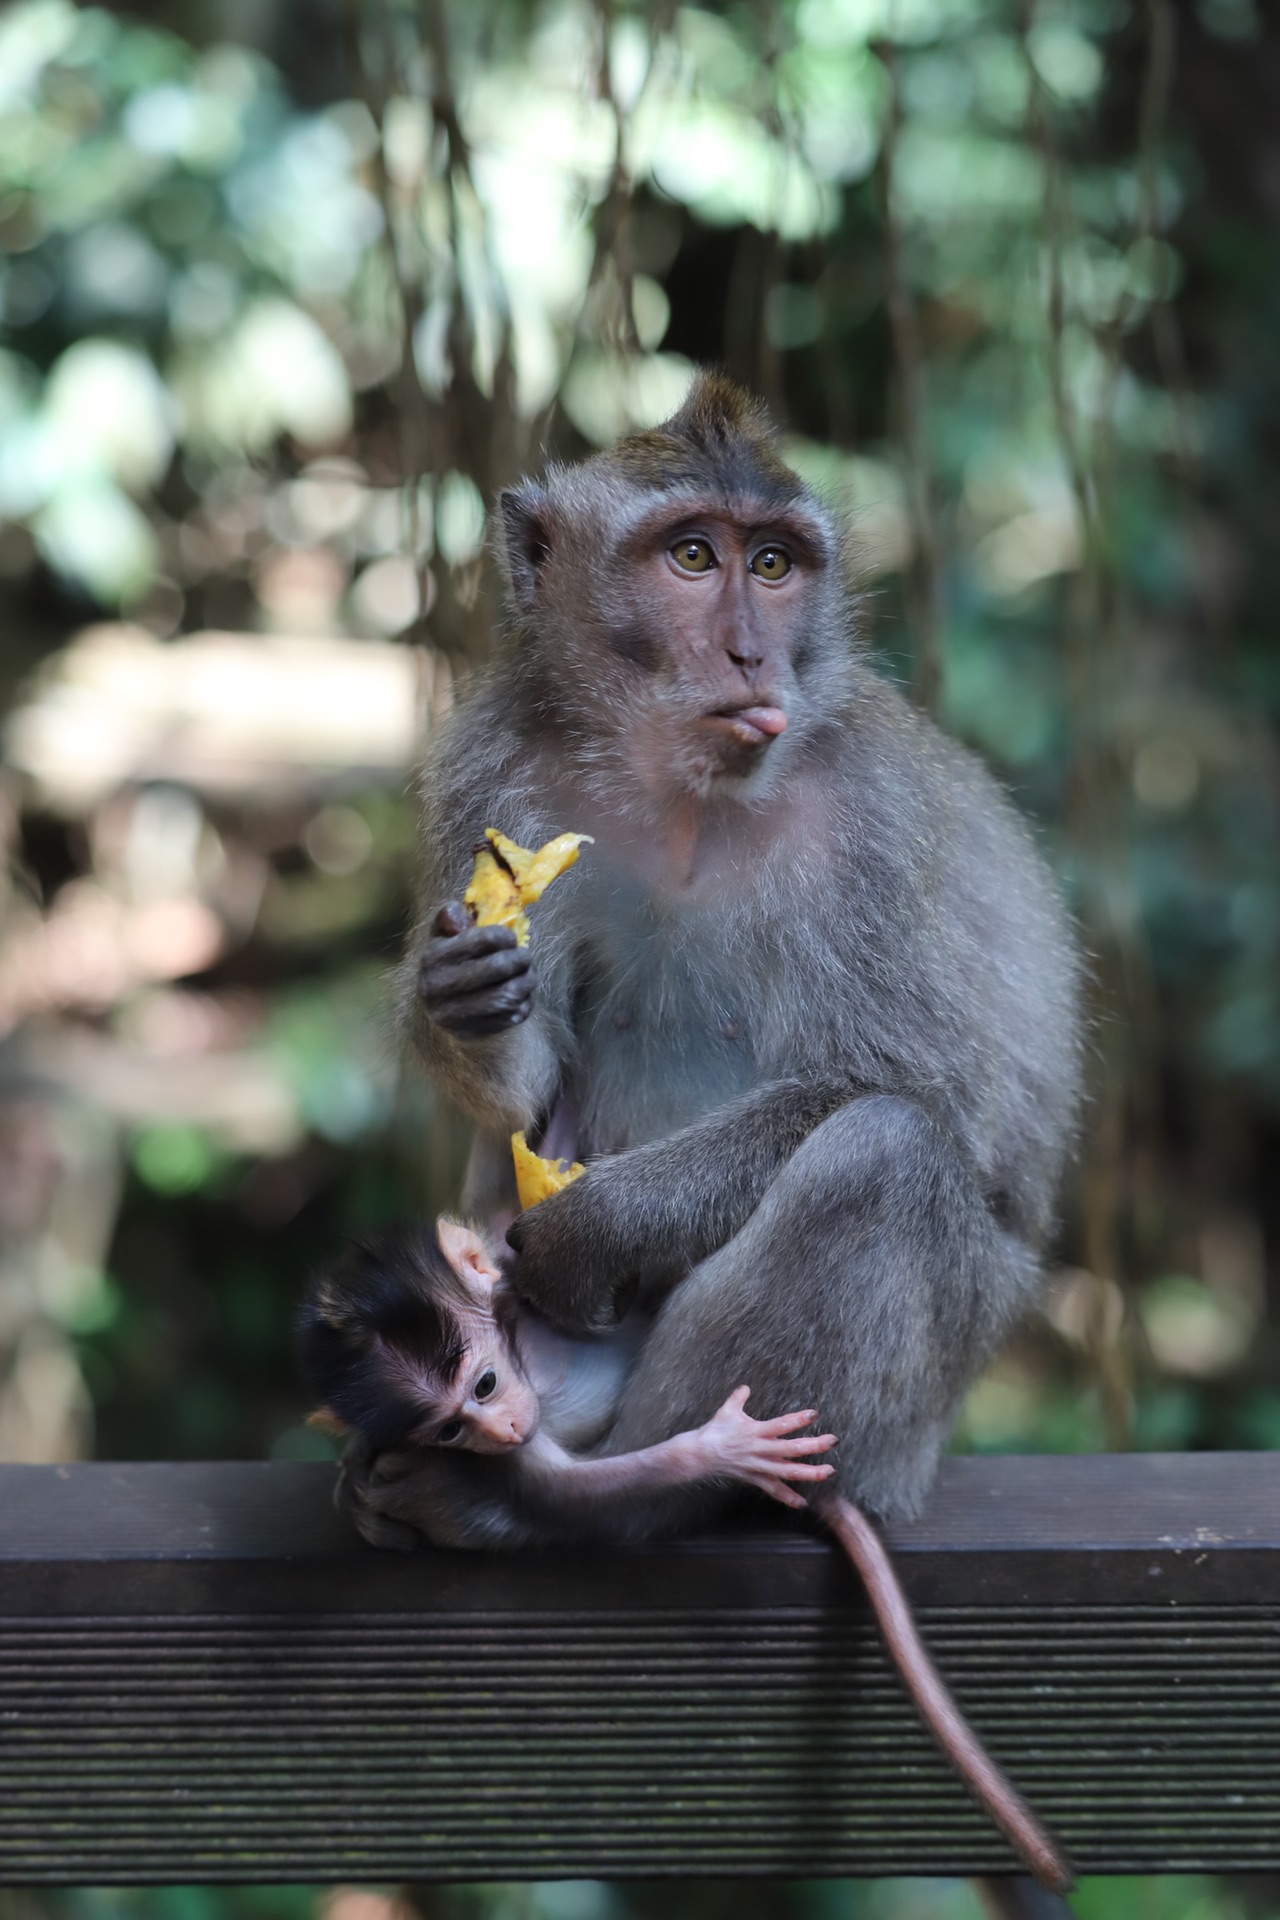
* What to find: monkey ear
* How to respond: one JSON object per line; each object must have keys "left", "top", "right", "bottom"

{"left": 306, "top": 1407, "right": 349, "bottom": 1437}
{"left": 499, "top": 483, "right": 554, "bottom": 616}
{"left": 437, "top": 1216, "right": 503, "bottom": 1295}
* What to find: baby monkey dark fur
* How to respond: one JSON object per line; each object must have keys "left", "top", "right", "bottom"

{"left": 339, "top": 373, "right": 1082, "bottom": 1890}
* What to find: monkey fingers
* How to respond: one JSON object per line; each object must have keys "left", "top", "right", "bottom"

{"left": 335, "top": 1442, "right": 423, "bottom": 1553}
{"left": 367, "top": 1447, "right": 420, "bottom": 1484}
{"left": 431, "top": 901, "right": 473, "bottom": 938}
{"left": 421, "top": 917, "right": 528, "bottom": 973}
{"left": 433, "top": 992, "right": 534, "bottom": 1039}
{"left": 426, "top": 943, "right": 531, "bottom": 996}
{"left": 699, "top": 1386, "right": 837, "bottom": 1511}
{"left": 420, "top": 920, "right": 534, "bottom": 1037}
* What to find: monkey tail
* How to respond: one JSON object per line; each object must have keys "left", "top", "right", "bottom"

{"left": 821, "top": 1494, "right": 1074, "bottom": 1897}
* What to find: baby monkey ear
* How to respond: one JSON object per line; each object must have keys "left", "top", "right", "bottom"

{"left": 305, "top": 1407, "right": 349, "bottom": 1437}
{"left": 436, "top": 1217, "right": 503, "bottom": 1294}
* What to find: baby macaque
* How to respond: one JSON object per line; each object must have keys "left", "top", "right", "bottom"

{"left": 298, "top": 1217, "right": 837, "bottom": 1529}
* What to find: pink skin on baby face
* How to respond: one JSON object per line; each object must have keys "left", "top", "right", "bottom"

{"left": 413, "top": 1219, "right": 541, "bottom": 1455}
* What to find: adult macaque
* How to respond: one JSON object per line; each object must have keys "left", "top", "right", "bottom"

{"left": 299, "top": 1218, "right": 838, "bottom": 1531}
{"left": 343, "top": 374, "right": 1081, "bottom": 1890}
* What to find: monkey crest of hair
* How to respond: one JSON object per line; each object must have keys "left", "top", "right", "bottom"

{"left": 611, "top": 372, "right": 803, "bottom": 505}
{"left": 297, "top": 1228, "right": 478, "bottom": 1452}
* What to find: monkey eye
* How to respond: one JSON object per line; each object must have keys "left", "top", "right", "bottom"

{"left": 670, "top": 538, "right": 715, "bottom": 574}
{"left": 474, "top": 1368, "right": 498, "bottom": 1401}
{"left": 437, "top": 1418, "right": 464, "bottom": 1444}
{"left": 748, "top": 545, "right": 792, "bottom": 582}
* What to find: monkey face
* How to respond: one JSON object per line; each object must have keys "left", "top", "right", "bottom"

{"left": 574, "top": 503, "right": 822, "bottom": 802}
{"left": 298, "top": 1218, "right": 545, "bottom": 1456}
{"left": 421, "top": 1216, "right": 542, "bottom": 1454}
{"left": 654, "top": 510, "right": 807, "bottom": 760}
{"left": 498, "top": 388, "right": 840, "bottom": 805}
{"left": 409, "top": 1323, "right": 541, "bottom": 1455}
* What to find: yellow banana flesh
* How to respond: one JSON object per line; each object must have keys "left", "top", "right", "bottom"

{"left": 464, "top": 828, "right": 592, "bottom": 947}
{"left": 511, "top": 1129, "right": 585, "bottom": 1210}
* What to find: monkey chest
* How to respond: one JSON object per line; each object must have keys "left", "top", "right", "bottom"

{"left": 568, "top": 915, "right": 759, "bottom": 1152}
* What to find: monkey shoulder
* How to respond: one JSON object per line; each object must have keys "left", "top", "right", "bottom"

{"left": 827, "top": 678, "right": 1076, "bottom": 969}
{"left": 858, "top": 691, "right": 1084, "bottom": 1200}
{"left": 779, "top": 680, "right": 1082, "bottom": 1172}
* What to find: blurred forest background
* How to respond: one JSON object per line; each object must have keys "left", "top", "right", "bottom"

{"left": 0, "top": 0, "right": 1277, "bottom": 1915}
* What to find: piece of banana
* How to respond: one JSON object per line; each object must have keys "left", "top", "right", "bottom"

{"left": 463, "top": 828, "right": 592, "bottom": 946}
{"left": 511, "top": 1129, "right": 585, "bottom": 1210}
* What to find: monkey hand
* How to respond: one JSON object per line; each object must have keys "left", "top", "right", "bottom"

{"left": 335, "top": 1435, "right": 426, "bottom": 1552}
{"left": 336, "top": 1432, "right": 530, "bottom": 1551}
{"left": 505, "top": 1162, "right": 638, "bottom": 1333}
{"left": 418, "top": 901, "right": 534, "bottom": 1040}
{"left": 694, "top": 1387, "right": 837, "bottom": 1511}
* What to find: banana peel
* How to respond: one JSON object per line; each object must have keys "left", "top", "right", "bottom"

{"left": 511, "top": 1129, "right": 585, "bottom": 1210}
{"left": 464, "top": 828, "right": 592, "bottom": 946}
{"left": 464, "top": 825, "right": 592, "bottom": 1206}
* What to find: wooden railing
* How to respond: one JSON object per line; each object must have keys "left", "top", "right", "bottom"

{"left": 0, "top": 1452, "right": 1275, "bottom": 1885}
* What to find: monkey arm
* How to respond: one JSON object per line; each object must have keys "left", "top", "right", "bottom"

{"left": 459, "top": 1127, "right": 521, "bottom": 1226}
{"left": 516, "top": 1387, "right": 835, "bottom": 1521}
{"left": 393, "top": 697, "right": 576, "bottom": 1131}
{"left": 507, "top": 1075, "right": 870, "bottom": 1331}
{"left": 336, "top": 1392, "right": 835, "bottom": 1552}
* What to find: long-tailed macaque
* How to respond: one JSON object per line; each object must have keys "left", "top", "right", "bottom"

{"left": 340, "top": 374, "right": 1082, "bottom": 1891}
{"left": 299, "top": 1218, "right": 838, "bottom": 1526}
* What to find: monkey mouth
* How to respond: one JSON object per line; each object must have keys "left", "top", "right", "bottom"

{"left": 703, "top": 704, "right": 788, "bottom": 749}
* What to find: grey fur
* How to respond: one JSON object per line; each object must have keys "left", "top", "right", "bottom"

{"left": 378, "top": 374, "right": 1082, "bottom": 1530}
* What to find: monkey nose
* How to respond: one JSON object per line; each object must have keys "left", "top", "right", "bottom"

{"left": 726, "top": 643, "right": 765, "bottom": 671}
{"left": 472, "top": 1407, "right": 528, "bottom": 1449}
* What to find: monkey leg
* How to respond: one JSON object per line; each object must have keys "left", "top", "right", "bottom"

{"left": 601, "top": 1096, "right": 1070, "bottom": 1890}
{"left": 606, "top": 1093, "right": 1039, "bottom": 1519}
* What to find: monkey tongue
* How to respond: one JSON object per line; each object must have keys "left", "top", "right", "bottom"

{"left": 710, "top": 706, "right": 788, "bottom": 747}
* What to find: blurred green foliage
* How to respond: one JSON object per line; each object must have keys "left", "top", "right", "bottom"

{"left": 1, "top": 0, "right": 1278, "bottom": 1914}
{"left": 17, "top": 1871, "right": 1280, "bottom": 1920}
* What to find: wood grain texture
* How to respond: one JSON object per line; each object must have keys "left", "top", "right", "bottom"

{"left": 0, "top": 1454, "right": 1275, "bottom": 1882}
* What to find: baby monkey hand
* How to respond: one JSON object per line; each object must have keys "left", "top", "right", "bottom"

{"left": 697, "top": 1386, "right": 836, "bottom": 1511}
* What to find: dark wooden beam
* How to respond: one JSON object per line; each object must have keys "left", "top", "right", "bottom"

{"left": 0, "top": 1452, "right": 1276, "bottom": 1884}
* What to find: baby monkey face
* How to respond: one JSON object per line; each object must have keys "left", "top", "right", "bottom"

{"left": 413, "top": 1319, "right": 540, "bottom": 1454}
{"left": 421, "top": 1216, "right": 541, "bottom": 1454}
